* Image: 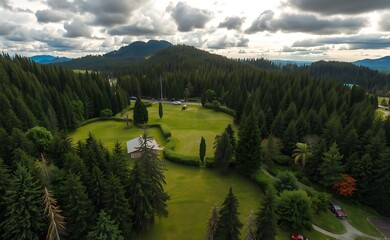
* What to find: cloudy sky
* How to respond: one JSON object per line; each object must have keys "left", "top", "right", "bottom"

{"left": 1, "top": 0, "right": 390, "bottom": 61}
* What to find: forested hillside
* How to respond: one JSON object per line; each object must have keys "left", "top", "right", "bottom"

{"left": 0, "top": 55, "right": 168, "bottom": 239}
{"left": 58, "top": 40, "right": 172, "bottom": 71}
{"left": 118, "top": 45, "right": 390, "bottom": 216}
{"left": 0, "top": 54, "right": 129, "bottom": 132}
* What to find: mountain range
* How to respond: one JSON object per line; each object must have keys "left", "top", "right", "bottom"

{"left": 28, "top": 40, "right": 390, "bottom": 72}
{"left": 29, "top": 55, "right": 72, "bottom": 64}
{"left": 353, "top": 56, "right": 390, "bottom": 71}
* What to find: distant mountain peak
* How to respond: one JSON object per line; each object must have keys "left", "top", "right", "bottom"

{"left": 104, "top": 40, "right": 172, "bottom": 58}
{"left": 29, "top": 55, "right": 72, "bottom": 64}
{"left": 353, "top": 56, "right": 390, "bottom": 71}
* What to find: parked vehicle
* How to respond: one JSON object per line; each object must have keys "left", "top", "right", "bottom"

{"left": 172, "top": 101, "right": 182, "bottom": 105}
{"left": 329, "top": 201, "right": 347, "bottom": 219}
{"left": 291, "top": 233, "right": 308, "bottom": 240}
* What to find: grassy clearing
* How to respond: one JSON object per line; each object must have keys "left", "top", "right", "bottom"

{"left": 312, "top": 210, "right": 346, "bottom": 234}
{"left": 139, "top": 161, "right": 263, "bottom": 240}
{"left": 339, "top": 200, "right": 383, "bottom": 237}
{"left": 123, "top": 103, "right": 237, "bottom": 157}
{"left": 70, "top": 120, "right": 167, "bottom": 151}
{"left": 71, "top": 104, "right": 381, "bottom": 240}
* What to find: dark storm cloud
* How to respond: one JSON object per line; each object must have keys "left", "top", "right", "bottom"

{"left": 286, "top": 0, "right": 390, "bottom": 15}
{"left": 79, "top": 0, "right": 149, "bottom": 26}
{"left": 245, "top": 10, "right": 366, "bottom": 35}
{"left": 171, "top": 2, "right": 213, "bottom": 32}
{"left": 35, "top": 9, "right": 68, "bottom": 23}
{"left": 207, "top": 35, "right": 249, "bottom": 49}
{"left": 64, "top": 19, "right": 92, "bottom": 38}
{"left": 0, "top": 22, "right": 17, "bottom": 35}
{"left": 379, "top": 13, "right": 390, "bottom": 32}
{"left": 292, "top": 34, "right": 390, "bottom": 49}
{"left": 218, "top": 16, "right": 245, "bottom": 30}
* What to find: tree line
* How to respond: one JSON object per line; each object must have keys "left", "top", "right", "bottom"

{"left": 0, "top": 54, "right": 129, "bottom": 133}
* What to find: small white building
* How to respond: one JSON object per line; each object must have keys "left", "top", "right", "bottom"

{"left": 126, "top": 136, "right": 162, "bottom": 159}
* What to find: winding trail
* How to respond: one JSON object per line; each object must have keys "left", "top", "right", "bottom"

{"left": 261, "top": 167, "right": 385, "bottom": 240}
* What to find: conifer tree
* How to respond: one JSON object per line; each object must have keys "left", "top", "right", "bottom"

{"left": 137, "top": 130, "right": 170, "bottom": 222}
{"left": 60, "top": 173, "right": 94, "bottom": 240}
{"left": 319, "top": 142, "right": 344, "bottom": 187}
{"left": 133, "top": 97, "right": 148, "bottom": 124}
{"left": 86, "top": 210, "right": 124, "bottom": 240}
{"left": 1, "top": 164, "right": 45, "bottom": 240}
{"left": 199, "top": 136, "right": 206, "bottom": 165}
{"left": 206, "top": 206, "right": 219, "bottom": 240}
{"left": 0, "top": 158, "right": 11, "bottom": 237}
{"left": 109, "top": 141, "right": 129, "bottom": 184}
{"left": 128, "top": 161, "right": 153, "bottom": 232}
{"left": 88, "top": 165, "right": 106, "bottom": 211}
{"left": 103, "top": 174, "right": 133, "bottom": 238}
{"left": 282, "top": 120, "right": 297, "bottom": 155}
{"left": 159, "top": 101, "right": 163, "bottom": 119}
{"left": 214, "top": 187, "right": 243, "bottom": 240}
{"left": 235, "top": 113, "right": 262, "bottom": 176}
{"left": 254, "top": 190, "right": 276, "bottom": 240}
{"left": 225, "top": 124, "right": 236, "bottom": 153}
{"left": 214, "top": 131, "right": 233, "bottom": 173}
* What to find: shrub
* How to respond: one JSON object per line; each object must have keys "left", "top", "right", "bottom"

{"left": 99, "top": 108, "right": 113, "bottom": 117}
{"left": 274, "top": 171, "right": 299, "bottom": 194}
{"left": 163, "top": 137, "right": 199, "bottom": 167}
{"left": 203, "top": 103, "right": 235, "bottom": 116}
{"left": 273, "top": 155, "right": 292, "bottom": 166}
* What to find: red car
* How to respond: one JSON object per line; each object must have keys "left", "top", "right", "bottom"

{"left": 291, "top": 233, "right": 308, "bottom": 240}
{"left": 329, "top": 201, "right": 347, "bottom": 219}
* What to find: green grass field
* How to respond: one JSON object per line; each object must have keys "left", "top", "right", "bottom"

{"left": 70, "top": 103, "right": 379, "bottom": 240}
{"left": 123, "top": 103, "right": 237, "bottom": 157}
{"left": 70, "top": 120, "right": 167, "bottom": 151}
{"left": 139, "top": 161, "right": 263, "bottom": 240}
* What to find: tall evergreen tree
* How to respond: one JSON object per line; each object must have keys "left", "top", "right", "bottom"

{"left": 282, "top": 120, "right": 297, "bottom": 155}
{"left": 206, "top": 206, "right": 219, "bottom": 240}
{"left": 158, "top": 101, "right": 163, "bottom": 119}
{"left": 103, "top": 174, "right": 133, "bottom": 238}
{"left": 319, "top": 142, "right": 344, "bottom": 187}
{"left": 214, "top": 187, "right": 243, "bottom": 240}
{"left": 60, "top": 173, "right": 94, "bottom": 240}
{"left": 0, "top": 158, "right": 11, "bottom": 237}
{"left": 235, "top": 113, "right": 262, "bottom": 176}
{"left": 214, "top": 131, "right": 233, "bottom": 173}
{"left": 86, "top": 210, "right": 124, "bottom": 240}
{"left": 128, "top": 161, "right": 153, "bottom": 232}
{"left": 1, "top": 164, "right": 45, "bottom": 240}
{"left": 199, "top": 136, "right": 206, "bottom": 165}
{"left": 133, "top": 97, "right": 148, "bottom": 124}
{"left": 254, "top": 190, "right": 276, "bottom": 240}
{"left": 225, "top": 124, "right": 236, "bottom": 153}
{"left": 137, "top": 130, "right": 170, "bottom": 222}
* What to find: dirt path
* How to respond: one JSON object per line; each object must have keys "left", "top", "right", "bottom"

{"left": 261, "top": 167, "right": 385, "bottom": 240}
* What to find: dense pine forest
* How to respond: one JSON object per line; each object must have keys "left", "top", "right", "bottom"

{"left": 1, "top": 44, "right": 390, "bottom": 239}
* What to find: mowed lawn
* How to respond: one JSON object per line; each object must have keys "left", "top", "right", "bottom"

{"left": 140, "top": 161, "right": 263, "bottom": 240}
{"left": 129, "top": 103, "right": 237, "bottom": 157}
{"left": 70, "top": 120, "right": 167, "bottom": 151}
